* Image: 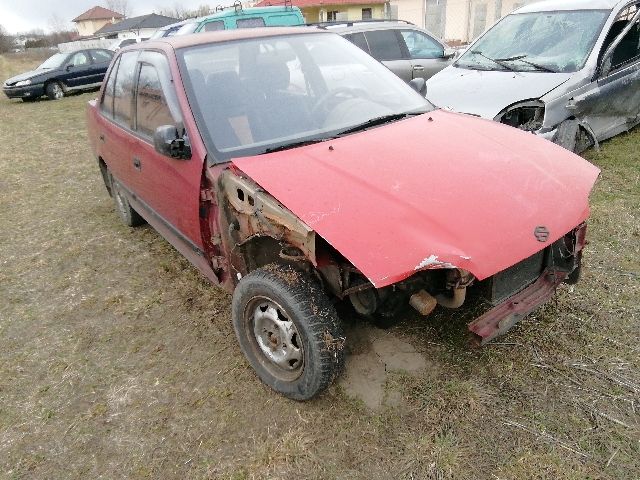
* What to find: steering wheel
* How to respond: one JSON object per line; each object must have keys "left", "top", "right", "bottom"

{"left": 311, "top": 87, "right": 371, "bottom": 118}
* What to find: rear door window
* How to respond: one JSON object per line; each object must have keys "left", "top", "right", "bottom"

{"left": 364, "top": 30, "right": 404, "bottom": 61}
{"left": 113, "top": 51, "right": 139, "bottom": 127}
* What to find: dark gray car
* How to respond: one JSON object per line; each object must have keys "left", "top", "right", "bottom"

{"left": 325, "top": 21, "right": 456, "bottom": 82}
{"left": 3, "top": 49, "right": 114, "bottom": 102}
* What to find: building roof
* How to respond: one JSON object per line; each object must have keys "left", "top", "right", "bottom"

{"left": 94, "top": 13, "right": 179, "bottom": 35}
{"left": 255, "top": 0, "right": 386, "bottom": 7}
{"left": 72, "top": 6, "right": 124, "bottom": 22}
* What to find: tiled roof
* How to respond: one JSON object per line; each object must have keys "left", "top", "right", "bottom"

{"left": 72, "top": 6, "right": 124, "bottom": 22}
{"left": 94, "top": 14, "right": 179, "bottom": 35}
{"left": 256, "top": 0, "right": 386, "bottom": 6}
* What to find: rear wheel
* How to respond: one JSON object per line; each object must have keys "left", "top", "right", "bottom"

{"left": 45, "top": 81, "right": 64, "bottom": 100}
{"left": 110, "top": 175, "right": 145, "bottom": 227}
{"left": 232, "top": 265, "right": 345, "bottom": 400}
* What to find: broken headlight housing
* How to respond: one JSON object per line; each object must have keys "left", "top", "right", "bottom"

{"left": 496, "top": 100, "right": 545, "bottom": 132}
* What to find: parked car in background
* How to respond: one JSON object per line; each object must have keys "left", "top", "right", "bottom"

{"left": 162, "top": 4, "right": 304, "bottom": 36}
{"left": 87, "top": 27, "right": 599, "bottom": 400}
{"left": 109, "top": 37, "right": 145, "bottom": 51}
{"left": 3, "top": 49, "right": 114, "bottom": 102}
{"left": 324, "top": 20, "right": 457, "bottom": 82}
{"left": 149, "top": 20, "right": 191, "bottom": 39}
{"left": 427, "top": 0, "right": 640, "bottom": 153}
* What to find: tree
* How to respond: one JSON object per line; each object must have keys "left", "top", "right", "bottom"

{"left": 105, "top": 0, "right": 131, "bottom": 17}
{"left": 0, "top": 25, "right": 14, "bottom": 53}
{"left": 155, "top": 4, "right": 214, "bottom": 20}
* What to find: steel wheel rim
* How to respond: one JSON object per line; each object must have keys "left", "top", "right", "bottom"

{"left": 52, "top": 84, "right": 63, "bottom": 99}
{"left": 245, "top": 296, "right": 304, "bottom": 381}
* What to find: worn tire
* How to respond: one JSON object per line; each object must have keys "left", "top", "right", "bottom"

{"left": 110, "top": 175, "right": 145, "bottom": 227}
{"left": 232, "top": 265, "right": 345, "bottom": 400}
{"left": 45, "top": 81, "right": 64, "bottom": 100}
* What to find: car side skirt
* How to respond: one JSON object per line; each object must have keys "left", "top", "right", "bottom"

{"left": 115, "top": 177, "right": 221, "bottom": 285}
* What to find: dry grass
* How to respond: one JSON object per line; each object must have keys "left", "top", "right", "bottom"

{"left": 0, "top": 53, "right": 638, "bottom": 479}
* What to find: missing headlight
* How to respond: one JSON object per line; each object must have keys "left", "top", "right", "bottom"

{"left": 497, "top": 101, "right": 545, "bottom": 132}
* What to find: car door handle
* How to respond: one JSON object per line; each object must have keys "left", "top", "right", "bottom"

{"left": 133, "top": 157, "right": 142, "bottom": 171}
{"left": 413, "top": 65, "right": 425, "bottom": 71}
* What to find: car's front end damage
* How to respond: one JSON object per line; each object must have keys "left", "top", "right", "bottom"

{"left": 214, "top": 167, "right": 589, "bottom": 343}
{"left": 210, "top": 110, "right": 600, "bottom": 345}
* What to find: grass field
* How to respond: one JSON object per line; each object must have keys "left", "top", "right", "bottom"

{"left": 0, "top": 53, "right": 638, "bottom": 479}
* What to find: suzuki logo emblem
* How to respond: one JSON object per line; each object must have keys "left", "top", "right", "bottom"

{"left": 534, "top": 226, "right": 550, "bottom": 243}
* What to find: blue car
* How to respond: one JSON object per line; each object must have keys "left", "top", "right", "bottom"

{"left": 3, "top": 49, "right": 114, "bottom": 102}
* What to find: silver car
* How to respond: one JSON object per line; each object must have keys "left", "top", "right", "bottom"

{"left": 326, "top": 21, "right": 457, "bottom": 83}
{"left": 426, "top": 0, "right": 640, "bottom": 152}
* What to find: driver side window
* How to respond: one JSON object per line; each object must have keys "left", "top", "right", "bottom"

{"left": 400, "top": 30, "right": 443, "bottom": 59}
{"left": 69, "top": 51, "right": 90, "bottom": 67}
{"left": 600, "top": 3, "right": 640, "bottom": 74}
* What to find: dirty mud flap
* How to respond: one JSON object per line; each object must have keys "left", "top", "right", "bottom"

{"left": 469, "top": 269, "right": 568, "bottom": 345}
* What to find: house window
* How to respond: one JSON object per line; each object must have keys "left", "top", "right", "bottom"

{"left": 327, "top": 11, "right": 339, "bottom": 21}
{"left": 362, "top": 8, "right": 372, "bottom": 20}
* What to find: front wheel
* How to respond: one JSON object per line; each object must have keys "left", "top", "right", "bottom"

{"left": 45, "top": 81, "right": 64, "bottom": 100}
{"left": 232, "top": 265, "right": 345, "bottom": 400}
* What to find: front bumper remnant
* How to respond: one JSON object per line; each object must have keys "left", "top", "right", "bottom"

{"left": 468, "top": 269, "right": 568, "bottom": 345}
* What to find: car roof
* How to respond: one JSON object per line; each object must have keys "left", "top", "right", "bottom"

{"left": 515, "top": 0, "right": 625, "bottom": 14}
{"left": 321, "top": 20, "right": 417, "bottom": 34}
{"left": 130, "top": 26, "right": 325, "bottom": 50}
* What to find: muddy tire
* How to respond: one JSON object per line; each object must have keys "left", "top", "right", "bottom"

{"left": 45, "top": 81, "right": 64, "bottom": 100}
{"left": 110, "top": 176, "right": 145, "bottom": 227}
{"left": 232, "top": 265, "right": 345, "bottom": 400}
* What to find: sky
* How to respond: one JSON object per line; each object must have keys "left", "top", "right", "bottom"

{"left": 0, "top": 0, "right": 230, "bottom": 34}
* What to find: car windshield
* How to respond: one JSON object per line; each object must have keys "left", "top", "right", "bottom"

{"left": 38, "top": 53, "right": 67, "bottom": 70}
{"left": 176, "top": 22, "right": 199, "bottom": 35}
{"left": 456, "top": 10, "right": 610, "bottom": 73}
{"left": 178, "top": 33, "right": 432, "bottom": 160}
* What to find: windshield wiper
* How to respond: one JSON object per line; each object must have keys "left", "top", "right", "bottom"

{"left": 263, "top": 112, "right": 423, "bottom": 153}
{"left": 496, "top": 55, "right": 558, "bottom": 73}
{"left": 470, "top": 51, "right": 517, "bottom": 72}
{"left": 334, "top": 112, "right": 422, "bottom": 136}
{"left": 263, "top": 138, "right": 327, "bottom": 154}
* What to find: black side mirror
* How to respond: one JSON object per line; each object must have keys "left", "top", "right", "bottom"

{"left": 442, "top": 48, "right": 457, "bottom": 59}
{"left": 65, "top": 64, "right": 74, "bottom": 71}
{"left": 153, "top": 125, "right": 191, "bottom": 160}
{"left": 409, "top": 78, "right": 427, "bottom": 96}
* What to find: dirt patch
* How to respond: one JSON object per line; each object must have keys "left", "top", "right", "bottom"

{"left": 339, "top": 324, "right": 430, "bottom": 409}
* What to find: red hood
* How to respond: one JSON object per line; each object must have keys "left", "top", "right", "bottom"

{"left": 232, "top": 110, "right": 600, "bottom": 287}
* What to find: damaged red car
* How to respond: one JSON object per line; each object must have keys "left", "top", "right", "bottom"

{"left": 87, "top": 28, "right": 600, "bottom": 400}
